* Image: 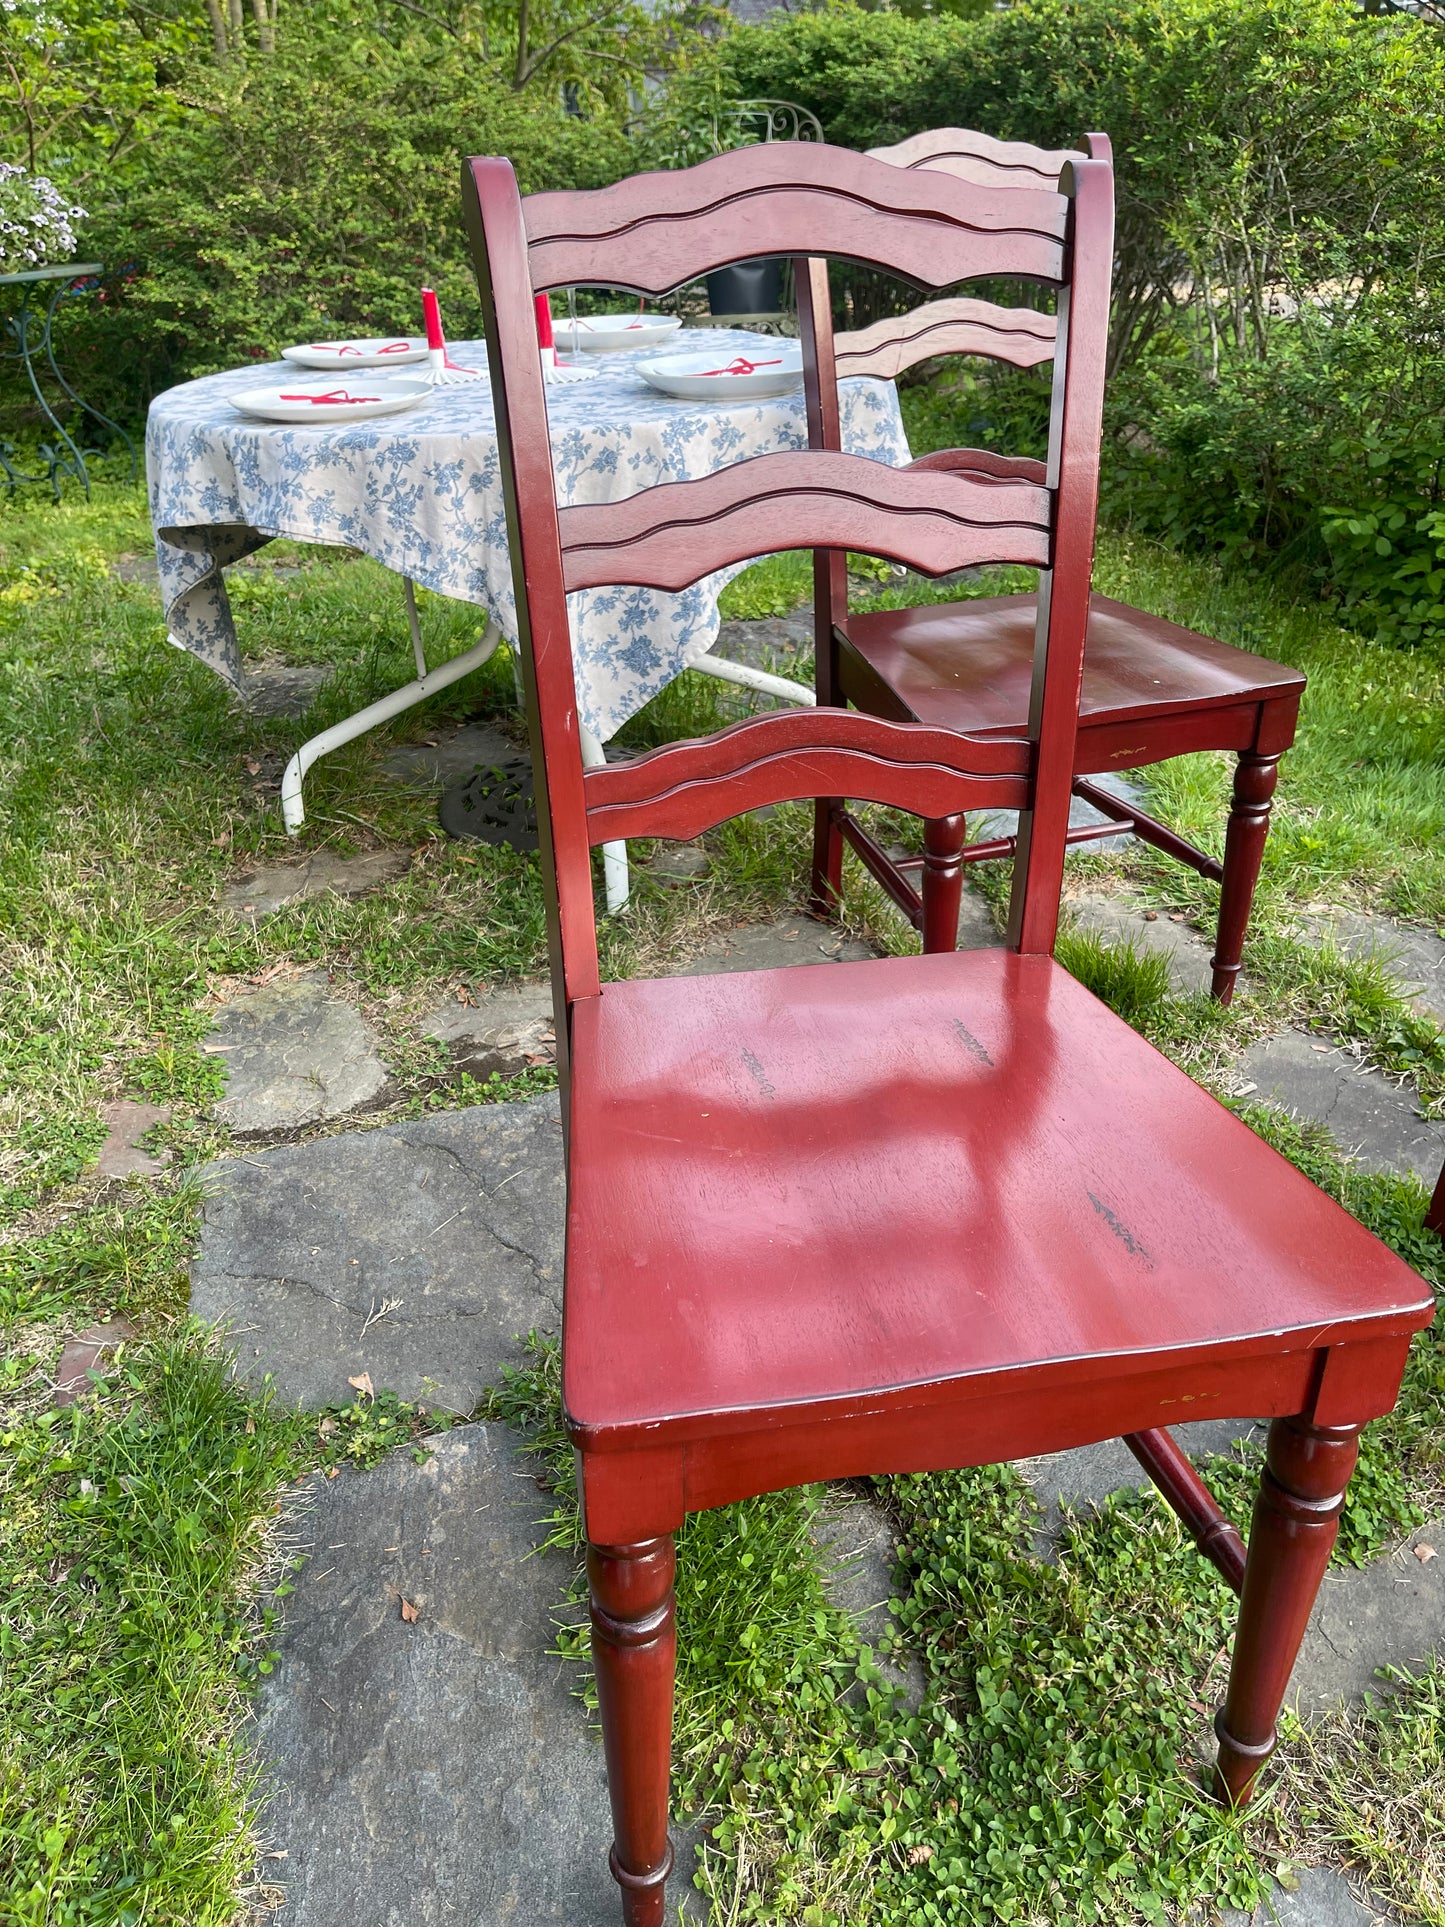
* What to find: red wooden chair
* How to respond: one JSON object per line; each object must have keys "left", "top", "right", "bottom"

{"left": 805, "top": 128, "right": 1305, "bottom": 993}
{"left": 461, "top": 141, "right": 1433, "bottom": 1927}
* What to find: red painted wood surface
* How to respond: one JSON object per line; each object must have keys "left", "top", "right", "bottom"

{"left": 558, "top": 451, "right": 1052, "bottom": 594}
{"left": 563, "top": 949, "right": 1431, "bottom": 1443}
{"left": 834, "top": 296, "right": 1057, "bottom": 380}
{"left": 581, "top": 707, "right": 1028, "bottom": 846}
{"left": 461, "top": 133, "right": 1436, "bottom": 1922}
{"left": 1428, "top": 1161, "right": 1445, "bottom": 1238}
{"left": 522, "top": 143, "right": 1068, "bottom": 296}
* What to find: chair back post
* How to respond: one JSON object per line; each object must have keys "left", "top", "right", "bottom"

{"left": 795, "top": 254, "right": 849, "bottom": 701}
{"left": 462, "top": 155, "right": 601, "bottom": 1103}
{"left": 1006, "top": 148, "right": 1114, "bottom": 953}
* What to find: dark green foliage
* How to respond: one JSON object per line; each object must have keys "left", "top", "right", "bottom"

{"left": 71, "top": 45, "right": 633, "bottom": 418}
{"left": 717, "top": 0, "right": 1445, "bottom": 643}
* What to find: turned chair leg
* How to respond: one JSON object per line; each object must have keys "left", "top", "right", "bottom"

{"left": 1211, "top": 752, "right": 1280, "bottom": 1005}
{"left": 921, "top": 813, "right": 967, "bottom": 954}
{"left": 588, "top": 1537, "right": 677, "bottom": 1927}
{"left": 1213, "top": 1416, "right": 1359, "bottom": 1806}
{"left": 809, "top": 798, "right": 844, "bottom": 918}
{"left": 1426, "top": 1161, "right": 1445, "bottom": 1239}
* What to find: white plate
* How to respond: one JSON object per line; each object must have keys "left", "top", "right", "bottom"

{"left": 553, "top": 313, "right": 682, "bottom": 353}
{"left": 634, "top": 341, "right": 803, "bottom": 401}
{"left": 228, "top": 376, "right": 433, "bottom": 424}
{"left": 281, "top": 337, "right": 428, "bottom": 369}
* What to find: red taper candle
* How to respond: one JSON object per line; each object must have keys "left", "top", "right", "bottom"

{"left": 534, "top": 292, "right": 554, "bottom": 351}
{"left": 421, "top": 287, "right": 445, "bottom": 352}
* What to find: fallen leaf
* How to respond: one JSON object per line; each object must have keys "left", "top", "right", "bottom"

{"left": 212, "top": 830, "right": 232, "bottom": 848}
{"left": 317, "top": 1416, "right": 337, "bottom": 1438}
{"left": 347, "top": 1372, "right": 375, "bottom": 1400}
{"left": 245, "top": 1416, "right": 256, "bottom": 1436}
{"left": 908, "top": 1844, "right": 934, "bottom": 1865}
{"left": 325, "top": 1465, "right": 339, "bottom": 1479}
{"left": 1415, "top": 1543, "right": 1437, "bottom": 1564}
{"left": 400, "top": 1596, "right": 420, "bottom": 1624}
{"left": 244, "top": 757, "right": 261, "bottom": 775}
{"left": 1311, "top": 1043, "right": 1332, "bottom": 1053}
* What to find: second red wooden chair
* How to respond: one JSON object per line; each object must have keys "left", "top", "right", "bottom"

{"left": 806, "top": 129, "right": 1305, "bottom": 996}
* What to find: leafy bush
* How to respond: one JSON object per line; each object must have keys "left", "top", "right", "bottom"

{"left": 65, "top": 41, "right": 632, "bottom": 417}
{"left": 715, "top": 0, "right": 1445, "bottom": 641}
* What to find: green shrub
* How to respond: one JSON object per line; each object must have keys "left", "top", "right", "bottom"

{"left": 67, "top": 43, "right": 632, "bottom": 417}
{"left": 715, "top": 0, "right": 1445, "bottom": 641}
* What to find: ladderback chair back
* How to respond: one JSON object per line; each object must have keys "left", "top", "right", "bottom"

{"left": 805, "top": 128, "right": 1306, "bottom": 992}
{"left": 462, "top": 140, "right": 1114, "bottom": 1091}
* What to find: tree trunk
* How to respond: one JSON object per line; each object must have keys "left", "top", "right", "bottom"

{"left": 205, "top": 0, "right": 230, "bottom": 63}
{"left": 251, "top": 0, "right": 274, "bottom": 53}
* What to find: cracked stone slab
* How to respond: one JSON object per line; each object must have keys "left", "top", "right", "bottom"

{"left": 420, "top": 983, "right": 556, "bottom": 1080}
{"left": 1063, "top": 889, "right": 1217, "bottom": 995}
{"left": 382, "top": 721, "right": 518, "bottom": 788}
{"left": 1292, "top": 1520, "right": 1445, "bottom": 1717}
{"left": 207, "top": 980, "right": 390, "bottom": 1134}
{"left": 253, "top": 1421, "right": 625, "bottom": 1927}
{"left": 191, "top": 1093, "right": 564, "bottom": 1412}
{"left": 1237, "top": 1031, "right": 1445, "bottom": 1184}
{"left": 221, "top": 848, "right": 410, "bottom": 917}
{"left": 1301, "top": 910, "right": 1445, "bottom": 1028}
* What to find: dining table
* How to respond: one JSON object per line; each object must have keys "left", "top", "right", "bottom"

{"left": 145, "top": 329, "right": 911, "bottom": 902}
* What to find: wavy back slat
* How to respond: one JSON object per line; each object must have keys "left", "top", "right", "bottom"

{"left": 557, "top": 452, "right": 1052, "bottom": 594}
{"left": 834, "top": 296, "right": 1057, "bottom": 382}
{"left": 582, "top": 710, "right": 1030, "bottom": 845}
{"left": 866, "top": 127, "right": 1077, "bottom": 191}
{"left": 523, "top": 143, "right": 1068, "bottom": 296}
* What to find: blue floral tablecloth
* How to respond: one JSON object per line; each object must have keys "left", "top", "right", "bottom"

{"left": 146, "top": 331, "right": 911, "bottom": 742}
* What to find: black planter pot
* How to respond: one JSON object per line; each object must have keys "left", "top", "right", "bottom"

{"left": 706, "top": 258, "right": 784, "bottom": 316}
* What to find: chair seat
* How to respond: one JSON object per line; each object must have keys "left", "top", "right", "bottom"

{"left": 837, "top": 592, "right": 1305, "bottom": 738}
{"left": 564, "top": 949, "right": 1430, "bottom": 1444}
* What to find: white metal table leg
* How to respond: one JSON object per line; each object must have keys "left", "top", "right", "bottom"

{"left": 578, "top": 723, "right": 629, "bottom": 914}
{"left": 690, "top": 651, "right": 816, "bottom": 707}
{"left": 281, "top": 609, "right": 502, "bottom": 834}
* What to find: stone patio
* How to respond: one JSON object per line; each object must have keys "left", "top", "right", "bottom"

{"left": 193, "top": 745, "right": 1443, "bottom": 1926}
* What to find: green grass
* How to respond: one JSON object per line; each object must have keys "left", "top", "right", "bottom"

{"left": 2, "top": 442, "right": 1444, "bottom": 1923}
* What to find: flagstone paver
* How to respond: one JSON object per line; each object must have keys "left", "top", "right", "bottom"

{"left": 420, "top": 982, "right": 556, "bottom": 1081}
{"left": 1222, "top": 1866, "right": 1402, "bottom": 1927}
{"left": 241, "top": 659, "right": 331, "bottom": 719}
{"left": 208, "top": 979, "right": 391, "bottom": 1133}
{"left": 1063, "top": 889, "right": 1218, "bottom": 994}
{"left": 382, "top": 719, "right": 519, "bottom": 788}
{"left": 192, "top": 1094, "right": 564, "bottom": 1413}
{"left": 94, "top": 1098, "right": 172, "bottom": 1178}
{"left": 253, "top": 1422, "right": 629, "bottom": 1927}
{"left": 1302, "top": 910, "right": 1445, "bottom": 1025}
{"left": 1238, "top": 1031, "right": 1445, "bottom": 1185}
{"left": 221, "top": 848, "right": 410, "bottom": 917}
